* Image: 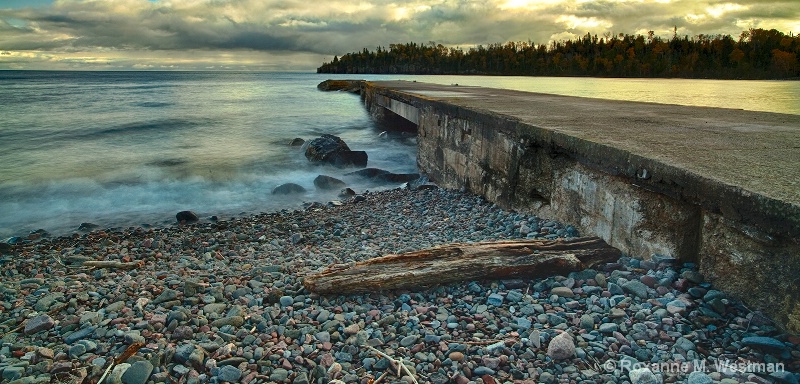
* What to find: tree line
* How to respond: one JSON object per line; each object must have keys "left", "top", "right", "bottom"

{"left": 317, "top": 28, "right": 799, "bottom": 79}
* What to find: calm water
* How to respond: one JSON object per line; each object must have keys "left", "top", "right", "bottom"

{"left": 1, "top": 72, "right": 798, "bottom": 237}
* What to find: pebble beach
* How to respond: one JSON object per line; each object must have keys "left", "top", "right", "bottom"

{"left": 1, "top": 187, "right": 798, "bottom": 384}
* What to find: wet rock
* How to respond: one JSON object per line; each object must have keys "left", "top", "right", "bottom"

{"left": 289, "top": 138, "right": 305, "bottom": 146}
{"left": 329, "top": 150, "right": 368, "bottom": 168}
{"left": 314, "top": 175, "right": 347, "bottom": 190}
{"left": 176, "top": 211, "right": 199, "bottom": 223}
{"left": 272, "top": 183, "right": 307, "bottom": 195}
{"left": 345, "top": 168, "right": 390, "bottom": 179}
{"left": 338, "top": 188, "right": 356, "bottom": 198}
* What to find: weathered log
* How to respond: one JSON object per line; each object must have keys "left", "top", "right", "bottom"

{"left": 81, "top": 260, "right": 143, "bottom": 270}
{"left": 303, "top": 236, "right": 620, "bottom": 294}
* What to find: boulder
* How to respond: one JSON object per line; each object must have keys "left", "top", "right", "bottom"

{"left": 305, "top": 134, "right": 368, "bottom": 168}
{"left": 339, "top": 188, "right": 356, "bottom": 198}
{"left": 176, "top": 211, "right": 199, "bottom": 223}
{"left": 78, "top": 222, "right": 99, "bottom": 231}
{"left": 329, "top": 150, "right": 368, "bottom": 168}
{"left": 314, "top": 175, "right": 347, "bottom": 190}
{"left": 375, "top": 172, "right": 420, "bottom": 183}
{"left": 407, "top": 176, "right": 438, "bottom": 191}
{"left": 305, "top": 134, "right": 350, "bottom": 163}
{"left": 289, "top": 138, "right": 305, "bottom": 147}
{"left": 272, "top": 183, "right": 307, "bottom": 195}
{"left": 345, "top": 168, "right": 391, "bottom": 178}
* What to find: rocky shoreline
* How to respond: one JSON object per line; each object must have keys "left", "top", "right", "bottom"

{"left": 0, "top": 187, "right": 798, "bottom": 384}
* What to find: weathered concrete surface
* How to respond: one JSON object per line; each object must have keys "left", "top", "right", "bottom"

{"left": 355, "top": 80, "right": 800, "bottom": 333}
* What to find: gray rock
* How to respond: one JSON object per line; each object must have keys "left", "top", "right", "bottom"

{"left": 741, "top": 336, "right": 786, "bottom": 351}
{"left": 681, "top": 270, "right": 704, "bottom": 283}
{"left": 293, "top": 372, "right": 310, "bottom": 384}
{"left": 173, "top": 344, "right": 195, "bottom": 364}
{"left": 33, "top": 293, "right": 64, "bottom": 312}
{"left": 2, "top": 366, "right": 25, "bottom": 381}
{"left": 108, "top": 363, "right": 131, "bottom": 384}
{"left": 63, "top": 326, "right": 96, "bottom": 344}
{"left": 607, "top": 282, "right": 623, "bottom": 295}
{"left": 121, "top": 361, "right": 153, "bottom": 384}
{"left": 270, "top": 368, "right": 289, "bottom": 382}
{"left": 69, "top": 343, "right": 87, "bottom": 358}
{"left": 473, "top": 366, "right": 496, "bottom": 376}
{"left": 770, "top": 371, "right": 799, "bottom": 384}
{"left": 579, "top": 314, "right": 595, "bottom": 331}
{"left": 152, "top": 288, "right": 179, "bottom": 305}
{"left": 279, "top": 295, "right": 294, "bottom": 307}
{"left": 687, "top": 371, "right": 713, "bottom": 384}
{"left": 210, "top": 316, "right": 244, "bottom": 328}
{"left": 551, "top": 286, "right": 574, "bottom": 298}
{"left": 666, "top": 300, "right": 687, "bottom": 314}
{"left": 506, "top": 290, "right": 524, "bottom": 302}
{"left": 272, "top": 183, "right": 306, "bottom": 195}
{"left": 546, "top": 331, "right": 575, "bottom": 360}
{"left": 487, "top": 293, "right": 503, "bottom": 306}
{"left": 629, "top": 368, "right": 661, "bottom": 384}
{"left": 400, "top": 335, "right": 418, "bottom": 347}
{"left": 175, "top": 211, "right": 198, "bottom": 223}
{"left": 622, "top": 280, "right": 649, "bottom": 299}
{"left": 314, "top": 175, "right": 347, "bottom": 190}
{"left": 599, "top": 323, "right": 618, "bottom": 333}
{"left": 217, "top": 365, "right": 242, "bottom": 382}
{"left": 674, "top": 337, "right": 696, "bottom": 352}
{"left": 24, "top": 314, "right": 55, "bottom": 335}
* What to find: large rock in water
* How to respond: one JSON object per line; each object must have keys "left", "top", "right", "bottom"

{"left": 305, "top": 134, "right": 368, "bottom": 168}
{"left": 272, "top": 183, "right": 306, "bottom": 195}
{"left": 345, "top": 168, "right": 419, "bottom": 183}
{"left": 176, "top": 211, "right": 199, "bottom": 223}
{"left": 314, "top": 175, "right": 347, "bottom": 190}
{"left": 305, "top": 134, "right": 350, "bottom": 162}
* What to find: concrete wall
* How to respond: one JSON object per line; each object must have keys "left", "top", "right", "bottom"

{"left": 361, "top": 82, "right": 800, "bottom": 334}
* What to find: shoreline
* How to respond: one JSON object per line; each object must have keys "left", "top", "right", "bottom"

{"left": 0, "top": 187, "right": 798, "bottom": 384}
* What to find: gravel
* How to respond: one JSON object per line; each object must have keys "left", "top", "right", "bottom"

{"left": 0, "top": 187, "right": 797, "bottom": 384}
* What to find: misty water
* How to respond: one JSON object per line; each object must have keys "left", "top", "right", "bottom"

{"left": 1, "top": 71, "right": 798, "bottom": 238}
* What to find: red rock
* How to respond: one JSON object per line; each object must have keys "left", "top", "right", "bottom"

{"left": 51, "top": 361, "right": 73, "bottom": 373}
{"left": 449, "top": 351, "right": 465, "bottom": 361}
{"left": 640, "top": 275, "right": 658, "bottom": 288}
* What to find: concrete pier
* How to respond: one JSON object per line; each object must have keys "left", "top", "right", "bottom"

{"left": 324, "top": 79, "right": 800, "bottom": 333}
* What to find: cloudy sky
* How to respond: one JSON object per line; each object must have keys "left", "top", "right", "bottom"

{"left": 1, "top": 0, "right": 797, "bottom": 71}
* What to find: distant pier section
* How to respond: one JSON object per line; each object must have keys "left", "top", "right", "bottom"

{"left": 319, "top": 79, "right": 800, "bottom": 334}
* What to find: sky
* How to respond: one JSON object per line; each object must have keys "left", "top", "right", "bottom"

{"left": 0, "top": 0, "right": 798, "bottom": 71}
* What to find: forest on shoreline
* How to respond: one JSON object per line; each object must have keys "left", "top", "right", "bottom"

{"left": 317, "top": 28, "right": 798, "bottom": 79}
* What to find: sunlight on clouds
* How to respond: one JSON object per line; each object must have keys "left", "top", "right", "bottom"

{"left": 391, "top": 4, "right": 431, "bottom": 21}
{"left": 556, "top": 15, "right": 612, "bottom": 30}
{"left": 706, "top": 3, "right": 746, "bottom": 18}
{"left": 499, "top": 0, "right": 564, "bottom": 11}
{"left": 685, "top": 13, "right": 707, "bottom": 24}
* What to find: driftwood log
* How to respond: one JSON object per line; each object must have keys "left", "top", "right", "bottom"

{"left": 303, "top": 236, "right": 620, "bottom": 294}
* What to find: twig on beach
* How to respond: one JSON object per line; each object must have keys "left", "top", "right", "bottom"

{"left": 97, "top": 342, "right": 145, "bottom": 384}
{"left": 365, "top": 346, "right": 419, "bottom": 384}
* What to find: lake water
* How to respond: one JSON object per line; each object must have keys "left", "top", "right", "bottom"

{"left": 1, "top": 71, "right": 798, "bottom": 238}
